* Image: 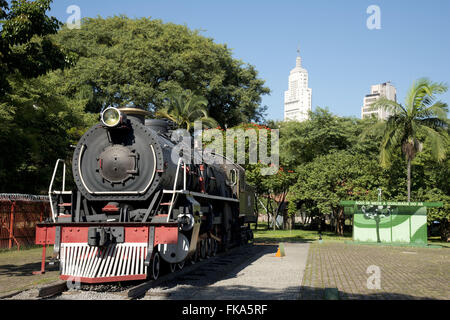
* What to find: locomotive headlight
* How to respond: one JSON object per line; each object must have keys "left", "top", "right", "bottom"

{"left": 101, "top": 107, "right": 122, "bottom": 127}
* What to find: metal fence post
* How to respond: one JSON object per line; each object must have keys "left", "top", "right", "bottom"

{"left": 40, "top": 203, "right": 44, "bottom": 222}
{"left": 9, "top": 201, "right": 15, "bottom": 249}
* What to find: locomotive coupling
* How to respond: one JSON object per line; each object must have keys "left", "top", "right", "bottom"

{"left": 88, "top": 226, "right": 125, "bottom": 247}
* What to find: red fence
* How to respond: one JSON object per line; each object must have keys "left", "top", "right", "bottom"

{"left": 0, "top": 194, "right": 51, "bottom": 249}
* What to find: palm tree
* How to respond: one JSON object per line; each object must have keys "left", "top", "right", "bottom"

{"left": 156, "top": 91, "right": 218, "bottom": 131}
{"left": 364, "top": 78, "right": 448, "bottom": 202}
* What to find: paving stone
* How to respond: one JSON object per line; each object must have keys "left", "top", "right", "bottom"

{"left": 299, "top": 242, "right": 450, "bottom": 300}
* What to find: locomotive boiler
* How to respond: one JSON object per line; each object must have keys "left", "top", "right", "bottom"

{"left": 35, "top": 107, "right": 256, "bottom": 283}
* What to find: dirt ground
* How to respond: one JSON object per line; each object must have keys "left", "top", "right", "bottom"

{"left": 0, "top": 246, "right": 60, "bottom": 296}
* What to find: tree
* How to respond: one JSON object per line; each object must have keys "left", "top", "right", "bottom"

{"left": 260, "top": 168, "right": 297, "bottom": 230}
{"left": 0, "top": 0, "right": 79, "bottom": 193}
{"left": 413, "top": 131, "right": 450, "bottom": 241}
{"left": 280, "top": 108, "right": 357, "bottom": 167}
{"left": 292, "top": 151, "right": 382, "bottom": 236}
{"left": 0, "top": 0, "right": 65, "bottom": 96}
{"left": 418, "top": 188, "right": 450, "bottom": 242}
{"left": 156, "top": 91, "right": 217, "bottom": 131}
{"left": 201, "top": 122, "right": 285, "bottom": 229}
{"left": 367, "top": 78, "right": 448, "bottom": 201}
{"left": 50, "top": 16, "right": 270, "bottom": 127}
{"left": 0, "top": 72, "right": 96, "bottom": 193}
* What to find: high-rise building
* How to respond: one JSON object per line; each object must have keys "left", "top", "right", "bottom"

{"left": 284, "top": 49, "right": 312, "bottom": 122}
{"left": 361, "top": 82, "right": 397, "bottom": 120}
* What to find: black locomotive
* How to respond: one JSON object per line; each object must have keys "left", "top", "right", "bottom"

{"left": 35, "top": 107, "right": 256, "bottom": 283}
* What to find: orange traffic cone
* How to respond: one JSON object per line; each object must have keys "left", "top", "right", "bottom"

{"left": 275, "top": 243, "right": 285, "bottom": 257}
{"left": 275, "top": 248, "right": 282, "bottom": 257}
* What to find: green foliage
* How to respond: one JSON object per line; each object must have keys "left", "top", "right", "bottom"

{"left": 287, "top": 200, "right": 297, "bottom": 218}
{"left": 0, "top": 0, "right": 65, "bottom": 96}
{"left": 50, "top": 16, "right": 270, "bottom": 127}
{"left": 156, "top": 90, "right": 217, "bottom": 131}
{"left": 280, "top": 108, "right": 358, "bottom": 167}
{"left": 252, "top": 106, "right": 448, "bottom": 239}
{"left": 0, "top": 0, "right": 83, "bottom": 193}
{"left": 365, "top": 78, "right": 449, "bottom": 201}
{"left": 0, "top": 72, "right": 96, "bottom": 193}
{"left": 0, "top": 14, "right": 271, "bottom": 194}
{"left": 292, "top": 151, "right": 379, "bottom": 213}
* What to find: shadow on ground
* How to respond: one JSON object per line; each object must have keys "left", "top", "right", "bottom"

{"left": 162, "top": 283, "right": 443, "bottom": 300}
{"left": 0, "top": 258, "right": 58, "bottom": 277}
{"left": 298, "top": 286, "right": 441, "bottom": 300}
{"left": 153, "top": 243, "right": 444, "bottom": 301}
{"left": 254, "top": 237, "right": 316, "bottom": 244}
{"left": 148, "top": 244, "right": 280, "bottom": 300}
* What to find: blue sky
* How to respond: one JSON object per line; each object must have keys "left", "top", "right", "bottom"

{"left": 48, "top": 0, "right": 450, "bottom": 121}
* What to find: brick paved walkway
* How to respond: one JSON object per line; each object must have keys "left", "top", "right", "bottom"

{"left": 299, "top": 241, "right": 450, "bottom": 300}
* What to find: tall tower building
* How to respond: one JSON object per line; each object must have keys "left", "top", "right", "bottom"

{"left": 284, "top": 49, "right": 312, "bottom": 122}
{"left": 361, "top": 82, "right": 397, "bottom": 120}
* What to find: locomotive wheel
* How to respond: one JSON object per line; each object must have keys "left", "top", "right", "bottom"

{"left": 149, "top": 252, "right": 161, "bottom": 280}
{"left": 195, "top": 245, "right": 200, "bottom": 261}
{"left": 200, "top": 239, "right": 207, "bottom": 260}
{"left": 206, "top": 239, "right": 213, "bottom": 257}
{"left": 189, "top": 248, "right": 198, "bottom": 265}
{"left": 211, "top": 239, "right": 218, "bottom": 256}
{"left": 177, "top": 260, "right": 185, "bottom": 270}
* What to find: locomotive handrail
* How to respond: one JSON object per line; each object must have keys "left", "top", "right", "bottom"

{"left": 167, "top": 157, "right": 183, "bottom": 222}
{"left": 183, "top": 162, "right": 187, "bottom": 191}
{"left": 209, "top": 151, "right": 246, "bottom": 171}
{"left": 163, "top": 190, "right": 240, "bottom": 203}
{"left": 48, "top": 159, "right": 67, "bottom": 223}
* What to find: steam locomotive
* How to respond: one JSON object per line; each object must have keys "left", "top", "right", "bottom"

{"left": 35, "top": 107, "right": 256, "bottom": 283}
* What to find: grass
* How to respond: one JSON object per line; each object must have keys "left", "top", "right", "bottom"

{"left": 252, "top": 225, "right": 352, "bottom": 243}
{"left": 428, "top": 236, "right": 450, "bottom": 248}
{"left": 0, "top": 244, "right": 44, "bottom": 254}
{"left": 0, "top": 245, "right": 53, "bottom": 256}
{"left": 252, "top": 225, "right": 450, "bottom": 247}
{"left": 0, "top": 245, "right": 60, "bottom": 295}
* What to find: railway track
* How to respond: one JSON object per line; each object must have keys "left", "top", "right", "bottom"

{"left": 0, "top": 281, "right": 69, "bottom": 300}
{"left": 3, "top": 242, "right": 257, "bottom": 300}
{"left": 126, "top": 243, "right": 257, "bottom": 300}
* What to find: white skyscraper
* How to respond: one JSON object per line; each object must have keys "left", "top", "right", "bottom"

{"left": 284, "top": 49, "right": 312, "bottom": 122}
{"left": 361, "top": 82, "right": 397, "bottom": 120}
